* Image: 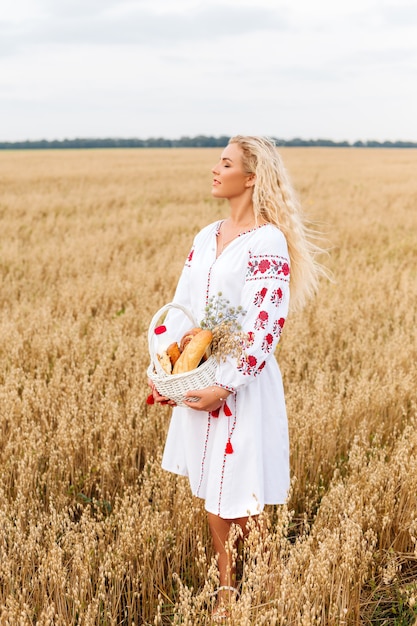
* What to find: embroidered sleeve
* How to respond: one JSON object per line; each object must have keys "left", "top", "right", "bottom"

{"left": 215, "top": 246, "right": 290, "bottom": 390}
{"left": 246, "top": 252, "right": 290, "bottom": 283}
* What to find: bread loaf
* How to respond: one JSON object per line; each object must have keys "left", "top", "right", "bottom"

{"left": 179, "top": 327, "right": 202, "bottom": 352}
{"left": 167, "top": 342, "right": 181, "bottom": 367}
{"left": 173, "top": 330, "right": 212, "bottom": 375}
{"left": 157, "top": 351, "right": 172, "bottom": 374}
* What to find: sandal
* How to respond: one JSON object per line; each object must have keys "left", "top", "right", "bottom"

{"left": 210, "top": 586, "right": 239, "bottom": 622}
{"left": 211, "top": 585, "right": 239, "bottom": 598}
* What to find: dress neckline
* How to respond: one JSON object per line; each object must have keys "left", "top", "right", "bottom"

{"left": 215, "top": 220, "right": 270, "bottom": 258}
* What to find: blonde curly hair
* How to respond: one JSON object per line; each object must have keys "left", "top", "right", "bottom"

{"left": 229, "top": 135, "right": 327, "bottom": 312}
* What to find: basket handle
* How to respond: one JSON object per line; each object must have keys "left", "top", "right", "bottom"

{"left": 148, "top": 302, "right": 198, "bottom": 374}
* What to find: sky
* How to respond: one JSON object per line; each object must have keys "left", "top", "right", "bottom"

{"left": 1, "top": 0, "right": 417, "bottom": 143}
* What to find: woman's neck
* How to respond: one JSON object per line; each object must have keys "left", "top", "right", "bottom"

{"left": 227, "top": 199, "right": 255, "bottom": 228}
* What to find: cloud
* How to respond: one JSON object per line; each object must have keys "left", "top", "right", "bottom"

{"left": 378, "top": 1, "right": 417, "bottom": 27}
{"left": 0, "top": 4, "right": 289, "bottom": 53}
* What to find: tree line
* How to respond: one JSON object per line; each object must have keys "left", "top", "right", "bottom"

{"left": 1, "top": 136, "right": 416, "bottom": 149}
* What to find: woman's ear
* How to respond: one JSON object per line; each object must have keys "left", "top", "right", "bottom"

{"left": 245, "top": 174, "right": 256, "bottom": 188}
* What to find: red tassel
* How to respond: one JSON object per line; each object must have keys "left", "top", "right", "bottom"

{"left": 146, "top": 393, "right": 155, "bottom": 405}
{"left": 210, "top": 408, "right": 220, "bottom": 418}
{"left": 225, "top": 440, "right": 233, "bottom": 454}
{"left": 223, "top": 402, "right": 232, "bottom": 417}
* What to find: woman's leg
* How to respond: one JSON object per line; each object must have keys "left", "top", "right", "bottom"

{"left": 207, "top": 512, "right": 252, "bottom": 606}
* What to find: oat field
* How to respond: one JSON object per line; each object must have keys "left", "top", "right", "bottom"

{"left": 0, "top": 146, "right": 416, "bottom": 625}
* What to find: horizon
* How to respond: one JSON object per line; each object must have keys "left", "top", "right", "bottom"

{"left": 1, "top": 135, "right": 417, "bottom": 148}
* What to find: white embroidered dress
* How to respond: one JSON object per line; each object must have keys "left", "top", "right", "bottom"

{"left": 161, "top": 221, "right": 291, "bottom": 518}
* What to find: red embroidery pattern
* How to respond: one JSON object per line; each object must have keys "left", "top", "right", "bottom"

{"left": 214, "top": 381, "right": 236, "bottom": 395}
{"left": 217, "top": 397, "right": 237, "bottom": 515}
{"left": 254, "top": 310, "right": 268, "bottom": 330}
{"left": 205, "top": 264, "right": 214, "bottom": 305}
{"left": 261, "top": 333, "right": 274, "bottom": 353}
{"left": 196, "top": 414, "right": 212, "bottom": 497}
{"left": 272, "top": 317, "right": 286, "bottom": 337}
{"left": 271, "top": 287, "right": 283, "bottom": 306}
{"left": 246, "top": 331, "right": 255, "bottom": 346}
{"left": 246, "top": 253, "right": 290, "bottom": 282}
{"left": 185, "top": 246, "right": 194, "bottom": 268}
{"left": 254, "top": 287, "right": 268, "bottom": 306}
{"left": 238, "top": 353, "right": 258, "bottom": 376}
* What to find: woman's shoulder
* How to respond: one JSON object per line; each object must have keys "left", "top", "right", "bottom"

{"left": 251, "top": 223, "right": 288, "bottom": 255}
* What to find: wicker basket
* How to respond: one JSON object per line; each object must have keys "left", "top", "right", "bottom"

{"left": 147, "top": 302, "right": 217, "bottom": 406}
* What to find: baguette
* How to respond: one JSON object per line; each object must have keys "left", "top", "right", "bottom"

{"left": 173, "top": 329, "right": 213, "bottom": 375}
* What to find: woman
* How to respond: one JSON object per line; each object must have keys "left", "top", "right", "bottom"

{"left": 149, "top": 136, "right": 323, "bottom": 619}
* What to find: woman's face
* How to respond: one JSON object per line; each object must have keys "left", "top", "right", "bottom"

{"left": 211, "top": 143, "right": 254, "bottom": 200}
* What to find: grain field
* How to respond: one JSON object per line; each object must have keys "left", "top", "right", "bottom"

{"left": 0, "top": 147, "right": 416, "bottom": 625}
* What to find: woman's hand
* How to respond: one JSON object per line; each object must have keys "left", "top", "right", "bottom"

{"left": 183, "top": 386, "right": 231, "bottom": 412}
{"left": 147, "top": 379, "right": 176, "bottom": 406}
